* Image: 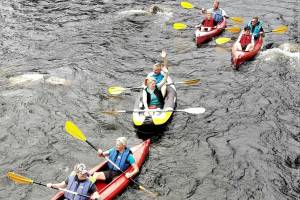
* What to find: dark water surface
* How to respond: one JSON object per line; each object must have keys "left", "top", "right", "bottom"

{"left": 0, "top": 0, "right": 299, "bottom": 199}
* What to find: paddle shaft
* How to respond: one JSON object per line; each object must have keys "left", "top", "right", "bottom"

{"left": 264, "top": 30, "right": 285, "bottom": 34}
{"left": 110, "top": 107, "right": 205, "bottom": 114}
{"left": 114, "top": 80, "right": 200, "bottom": 93}
{"left": 33, "top": 181, "right": 91, "bottom": 198}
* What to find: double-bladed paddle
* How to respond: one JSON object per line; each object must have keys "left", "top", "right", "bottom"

{"left": 180, "top": 1, "right": 244, "bottom": 23}
{"left": 173, "top": 22, "right": 241, "bottom": 33}
{"left": 215, "top": 25, "right": 289, "bottom": 45}
{"left": 64, "top": 121, "right": 159, "bottom": 197}
{"left": 102, "top": 107, "right": 206, "bottom": 115}
{"left": 7, "top": 172, "right": 92, "bottom": 199}
{"left": 264, "top": 25, "right": 288, "bottom": 34}
{"left": 108, "top": 79, "right": 201, "bottom": 95}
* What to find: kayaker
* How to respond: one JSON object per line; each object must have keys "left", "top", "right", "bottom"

{"left": 196, "top": 10, "right": 218, "bottom": 31}
{"left": 143, "top": 67, "right": 169, "bottom": 116}
{"left": 93, "top": 137, "right": 139, "bottom": 182}
{"left": 46, "top": 163, "right": 100, "bottom": 200}
{"left": 235, "top": 26, "right": 255, "bottom": 51}
{"left": 245, "top": 17, "right": 264, "bottom": 40}
{"left": 147, "top": 49, "right": 168, "bottom": 97}
{"left": 148, "top": 4, "right": 163, "bottom": 14}
{"left": 203, "top": 0, "right": 228, "bottom": 23}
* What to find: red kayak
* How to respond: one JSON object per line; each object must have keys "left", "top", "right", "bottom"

{"left": 195, "top": 19, "right": 226, "bottom": 46}
{"left": 51, "top": 139, "right": 151, "bottom": 200}
{"left": 231, "top": 34, "right": 263, "bottom": 69}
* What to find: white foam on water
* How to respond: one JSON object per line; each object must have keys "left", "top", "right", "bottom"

{"left": 261, "top": 48, "right": 299, "bottom": 59}
{"left": 9, "top": 74, "right": 44, "bottom": 85}
{"left": 117, "top": 8, "right": 172, "bottom": 19}
{"left": 260, "top": 48, "right": 299, "bottom": 69}
{"left": 9, "top": 73, "right": 70, "bottom": 86}
{"left": 117, "top": 9, "right": 147, "bottom": 16}
{"left": 45, "top": 76, "right": 70, "bottom": 85}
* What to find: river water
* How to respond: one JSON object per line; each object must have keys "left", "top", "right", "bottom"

{"left": 0, "top": 0, "right": 299, "bottom": 200}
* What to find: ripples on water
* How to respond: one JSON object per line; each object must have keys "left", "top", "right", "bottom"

{"left": 0, "top": 0, "right": 299, "bottom": 199}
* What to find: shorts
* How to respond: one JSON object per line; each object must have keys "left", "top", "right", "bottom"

{"left": 242, "top": 45, "right": 247, "bottom": 50}
{"left": 103, "top": 170, "right": 121, "bottom": 183}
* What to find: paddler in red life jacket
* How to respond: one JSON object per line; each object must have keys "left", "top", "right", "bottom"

{"left": 47, "top": 163, "right": 100, "bottom": 200}
{"left": 197, "top": 11, "right": 218, "bottom": 32}
{"left": 245, "top": 17, "right": 264, "bottom": 40}
{"left": 146, "top": 49, "right": 168, "bottom": 97}
{"left": 202, "top": 0, "right": 229, "bottom": 23}
{"left": 235, "top": 26, "right": 255, "bottom": 51}
{"left": 143, "top": 67, "right": 169, "bottom": 117}
{"left": 93, "top": 137, "right": 139, "bottom": 183}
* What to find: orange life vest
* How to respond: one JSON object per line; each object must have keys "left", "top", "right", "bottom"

{"left": 240, "top": 34, "right": 252, "bottom": 47}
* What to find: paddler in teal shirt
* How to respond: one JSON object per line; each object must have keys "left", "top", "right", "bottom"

{"left": 143, "top": 67, "right": 169, "bottom": 116}
{"left": 245, "top": 17, "right": 264, "bottom": 40}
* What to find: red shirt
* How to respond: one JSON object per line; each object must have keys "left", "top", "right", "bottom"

{"left": 240, "top": 34, "right": 252, "bottom": 47}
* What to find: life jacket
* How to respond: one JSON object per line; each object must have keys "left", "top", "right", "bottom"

{"left": 240, "top": 34, "right": 252, "bottom": 47}
{"left": 148, "top": 72, "right": 164, "bottom": 84}
{"left": 202, "top": 18, "right": 214, "bottom": 28}
{"left": 145, "top": 86, "right": 164, "bottom": 109}
{"left": 212, "top": 9, "right": 223, "bottom": 23}
{"left": 247, "top": 21, "right": 263, "bottom": 39}
{"left": 64, "top": 175, "right": 95, "bottom": 200}
{"left": 108, "top": 147, "right": 132, "bottom": 171}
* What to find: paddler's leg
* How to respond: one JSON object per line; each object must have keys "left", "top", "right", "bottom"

{"left": 235, "top": 42, "right": 242, "bottom": 51}
{"left": 161, "top": 84, "right": 167, "bottom": 97}
{"left": 245, "top": 43, "right": 254, "bottom": 51}
{"left": 92, "top": 172, "right": 106, "bottom": 181}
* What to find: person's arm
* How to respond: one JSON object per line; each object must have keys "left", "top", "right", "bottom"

{"left": 221, "top": 9, "right": 229, "bottom": 18}
{"left": 46, "top": 181, "right": 67, "bottom": 189}
{"left": 125, "top": 155, "right": 139, "bottom": 178}
{"left": 201, "top": 19, "right": 205, "bottom": 26}
{"left": 156, "top": 68, "right": 168, "bottom": 89}
{"left": 237, "top": 32, "right": 243, "bottom": 43}
{"left": 142, "top": 89, "right": 149, "bottom": 111}
{"left": 98, "top": 148, "right": 111, "bottom": 157}
{"left": 250, "top": 35, "right": 255, "bottom": 50}
{"left": 161, "top": 49, "right": 168, "bottom": 69}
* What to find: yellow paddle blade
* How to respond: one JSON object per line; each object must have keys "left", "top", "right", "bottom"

{"left": 65, "top": 121, "right": 87, "bottom": 142}
{"left": 229, "top": 17, "right": 244, "bottom": 24}
{"left": 108, "top": 86, "right": 127, "bottom": 95}
{"left": 139, "top": 185, "right": 160, "bottom": 197}
{"left": 7, "top": 172, "right": 33, "bottom": 184}
{"left": 216, "top": 37, "right": 231, "bottom": 45}
{"left": 226, "top": 26, "right": 241, "bottom": 33}
{"left": 179, "top": 79, "right": 201, "bottom": 85}
{"left": 173, "top": 23, "right": 187, "bottom": 30}
{"left": 180, "top": 1, "right": 194, "bottom": 9}
{"left": 272, "top": 25, "right": 288, "bottom": 33}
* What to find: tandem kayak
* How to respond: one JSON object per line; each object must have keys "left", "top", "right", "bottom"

{"left": 132, "top": 77, "right": 177, "bottom": 131}
{"left": 195, "top": 19, "right": 226, "bottom": 46}
{"left": 51, "top": 139, "right": 151, "bottom": 200}
{"left": 231, "top": 34, "right": 263, "bottom": 69}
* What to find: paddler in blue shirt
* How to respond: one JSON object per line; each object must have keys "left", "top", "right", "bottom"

{"left": 203, "top": 0, "right": 229, "bottom": 23}
{"left": 245, "top": 17, "right": 264, "bottom": 40}
{"left": 147, "top": 49, "right": 168, "bottom": 97}
{"left": 92, "top": 137, "right": 139, "bottom": 183}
